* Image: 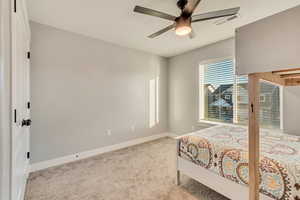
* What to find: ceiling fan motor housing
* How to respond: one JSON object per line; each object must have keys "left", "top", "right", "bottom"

{"left": 176, "top": 17, "right": 191, "bottom": 27}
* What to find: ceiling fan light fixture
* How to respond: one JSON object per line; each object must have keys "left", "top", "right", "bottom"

{"left": 175, "top": 17, "right": 192, "bottom": 36}
{"left": 175, "top": 25, "right": 192, "bottom": 36}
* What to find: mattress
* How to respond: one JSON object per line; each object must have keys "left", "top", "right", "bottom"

{"left": 178, "top": 125, "right": 300, "bottom": 200}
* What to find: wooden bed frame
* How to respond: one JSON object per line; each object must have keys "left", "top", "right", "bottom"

{"left": 176, "top": 67, "right": 300, "bottom": 200}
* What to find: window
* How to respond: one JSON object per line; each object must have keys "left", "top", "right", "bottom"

{"left": 199, "top": 58, "right": 281, "bottom": 129}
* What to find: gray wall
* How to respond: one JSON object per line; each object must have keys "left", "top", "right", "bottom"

{"left": 236, "top": 5, "right": 300, "bottom": 75}
{"left": 30, "top": 22, "right": 168, "bottom": 163}
{"left": 168, "top": 39, "right": 234, "bottom": 135}
{"left": 168, "top": 38, "right": 300, "bottom": 135}
{"left": 283, "top": 88, "right": 300, "bottom": 134}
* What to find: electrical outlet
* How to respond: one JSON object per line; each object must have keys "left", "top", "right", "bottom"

{"left": 107, "top": 129, "right": 111, "bottom": 136}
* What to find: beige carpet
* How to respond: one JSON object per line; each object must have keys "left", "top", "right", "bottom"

{"left": 25, "top": 138, "right": 228, "bottom": 200}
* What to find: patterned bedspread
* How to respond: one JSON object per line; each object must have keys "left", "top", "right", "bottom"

{"left": 178, "top": 125, "right": 300, "bottom": 200}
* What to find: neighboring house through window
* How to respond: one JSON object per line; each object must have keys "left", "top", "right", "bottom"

{"left": 199, "top": 58, "right": 282, "bottom": 129}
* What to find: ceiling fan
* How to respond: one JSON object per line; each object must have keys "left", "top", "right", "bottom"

{"left": 133, "top": 0, "right": 240, "bottom": 38}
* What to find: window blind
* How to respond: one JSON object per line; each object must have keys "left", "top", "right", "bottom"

{"left": 202, "top": 59, "right": 234, "bottom": 123}
{"left": 236, "top": 77, "right": 281, "bottom": 129}
{"left": 200, "top": 59, "right": 281, "bottom": 129}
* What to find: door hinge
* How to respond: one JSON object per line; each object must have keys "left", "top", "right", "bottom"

{"left": 14, "top": 109, "right": 17, "bottom": 123}
{"left": 14, "top": 0, "right": 16, "bottom": 12}
{"left": 27, "top": 52, "right": 31, "bottom": 59}
{"left": 27, "top": 102, "right": 31, "bottom": 109}
{"left": 27, "top": 152, "right": 30, "bottom": 159}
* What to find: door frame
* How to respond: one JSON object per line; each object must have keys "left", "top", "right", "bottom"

{"left": 11, "top": 0, "right": 31, "bottom": 197}
{"left": 1, "top": 0, "right": 30, "bottom": 199}
{"left": 0, "top": 0, "right": 12, "bottom": 199}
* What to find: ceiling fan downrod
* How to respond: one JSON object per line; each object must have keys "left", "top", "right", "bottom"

{"left": 177, "top": 0, "right": 188, "bottom": 10}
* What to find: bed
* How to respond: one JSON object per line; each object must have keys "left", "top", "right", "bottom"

{"left": 176, "top": 125, "right": 300, "bottom": 200}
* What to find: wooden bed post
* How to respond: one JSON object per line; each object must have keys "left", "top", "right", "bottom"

{"left": 248, "top": 74, "right": 260, "bottom": 200}
{"left": 176, "top": 139, "right": 181, "bottom": 186}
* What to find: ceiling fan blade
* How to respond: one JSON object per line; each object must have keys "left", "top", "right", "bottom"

{"left": 192, "top": 7, "right": 240, "bottom": 23}
{"left": 189, "top": 29, "right": 196, "bottom": 39}
{"left": 134, "top": 6, "right": 177, "bottom": 21}
{"left": 148, "top": 24, "right": 175, "bottom": 38}
{"left": 183, "top": 0, "right": 202, "bottom": 14}
{"left": 214, "top": 15, "right": 238, "bottom": 25}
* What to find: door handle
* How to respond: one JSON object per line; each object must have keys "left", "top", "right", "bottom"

{"left": 21, "top": 119, "right": 32, "bottom": 127}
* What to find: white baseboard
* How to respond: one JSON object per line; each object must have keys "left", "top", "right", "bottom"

{"left": 30, "top": 133, "right": 170, "bottom": 172}
{"left": 167, "top": 133, "right": 178, "bottom": 139}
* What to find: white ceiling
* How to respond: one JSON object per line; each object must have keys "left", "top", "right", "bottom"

{"left": 27, "top": 0, "right": 300, "bottom": 57}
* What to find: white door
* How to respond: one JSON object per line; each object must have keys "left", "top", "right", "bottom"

{"left": 11, "top": 0, "right": 31, "bottom": 199}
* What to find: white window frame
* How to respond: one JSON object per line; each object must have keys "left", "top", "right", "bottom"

{"left": 198, "top": 57, "right": 284, "bottom": 130}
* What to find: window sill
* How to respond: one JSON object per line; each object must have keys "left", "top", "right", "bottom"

{"left": 198, "top": 120, "right": 283, "bottom": 132}
{"left": 198, "top": 120, "right": 241, "bottom": 127}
